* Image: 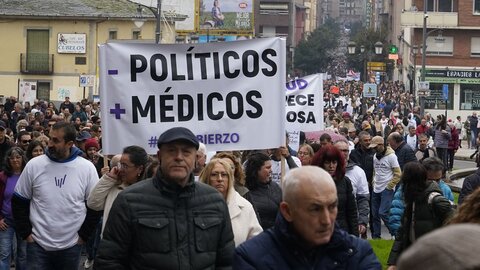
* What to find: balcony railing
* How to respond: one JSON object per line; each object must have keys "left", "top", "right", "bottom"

{"left": 20, "top": 53, "right": 54, "bottom": 75}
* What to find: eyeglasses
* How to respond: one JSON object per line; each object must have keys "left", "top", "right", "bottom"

{"left": 210, "top": 172, "right": 228, "bottom": 179}
{"left": 118, "top": 163, "right": 136, "bottom": 170}
{"left": 8, "top": 155, "right": 22, "bottom": 160}
{"left": 22, "top": 140, "right": 32, "bottom": 144}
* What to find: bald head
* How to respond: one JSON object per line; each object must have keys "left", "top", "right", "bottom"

{"left": 282, "top": 166, "right": 336, "bottom": 205}
{"left": 110, "top": 154, "right": 122, "bottom": 167}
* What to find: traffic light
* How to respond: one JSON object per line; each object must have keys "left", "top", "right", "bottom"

{"left": 389, "top": 45, "right": 398, "bottom": 54}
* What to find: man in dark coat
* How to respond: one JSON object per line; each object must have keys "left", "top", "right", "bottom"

{"left": 95, "top": 127, "right": 234, "bottom": 269}
{"left": 387, "top": 132, "right": 418, "bottom": 170}
{"left": 458, "top": 167, "right": 480, "bottom": 205}
{"left": 234, "top": 166, "right": 381, "bottom": 270}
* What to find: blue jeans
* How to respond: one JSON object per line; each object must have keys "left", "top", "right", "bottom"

{"left": 26, "top": 242, "right": 82, "bottom": 270}
{"left": 86, "top": 219, "right": 102, "bottom": 260}
{"left": 371, "top": 188, "right": 394, "bottom": 239}
{"left": 0, "top": 226, "right": 27, "bottom": 270}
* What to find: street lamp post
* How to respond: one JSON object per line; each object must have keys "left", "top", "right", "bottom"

{"left": 347, "top": 41, "right": 383, "bottom": 82}
{"left": 412, "top": 45, "right": 419, "bottom": 103}
{"left": 134, "top": 1, "right": 162, "bottom": 44}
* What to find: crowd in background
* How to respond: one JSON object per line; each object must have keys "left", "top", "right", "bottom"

{"left": 1, "top": 77, "right": 480, "bottom": 269}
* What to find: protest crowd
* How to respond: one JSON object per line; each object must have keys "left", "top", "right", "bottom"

{"left": 1, "top": 75, "right": 480, "bottom": 270}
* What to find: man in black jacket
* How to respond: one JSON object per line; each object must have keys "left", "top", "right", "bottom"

{"left": 458, "top": 167, "right": 480, "bottom": 205}
{"left": 95, "top": 127, "right": 234, "bottom": 269}
{"left": 387, "top": 132, "right": 418, "bottom": 170}
{"left": 350, "top": 131, "right": 374, "bottom": 185}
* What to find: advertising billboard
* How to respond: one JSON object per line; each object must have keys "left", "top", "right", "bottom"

{"left": 199, "top": 0, "right": 254, "bottom": 33}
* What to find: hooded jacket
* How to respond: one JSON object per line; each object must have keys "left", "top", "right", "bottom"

{"left": 234, "top": 214, "right": 381, "bottom": 270}
{"left": 387, "top": 181, "right": 454, "bottom": 266}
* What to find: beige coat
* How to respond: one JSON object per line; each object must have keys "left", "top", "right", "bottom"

{"left": 86, "top": 173, "right": 127, "bottom": 236}
{"left": 226, "top": 188, "right": 263, "bottom": 246}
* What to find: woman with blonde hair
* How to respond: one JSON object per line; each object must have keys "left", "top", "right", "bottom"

{"left": 199, "top": 158, "right": 262, "bottom": 246}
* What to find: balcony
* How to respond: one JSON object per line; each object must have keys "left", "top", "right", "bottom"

{"left": 20, "top": 53, "right": 54, "bottom": 75}
{"left": 401, "top": 11, "right": 458, "bottom": 28}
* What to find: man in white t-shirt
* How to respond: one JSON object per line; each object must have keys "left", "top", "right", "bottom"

{"left": 12, "top": 122, "right": 101, "bottom": 269}
{"left": 369, "top": 136, "right": 401, "bottom": 239}
{"left": 270, "top": 146, "right": 302, "bottom": 187}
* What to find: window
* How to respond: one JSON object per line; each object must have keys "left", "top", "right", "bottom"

{"left": 471, "top": 37, "right": 480, "bottom": 56}
{"left": 460, "top": 84, "right": 480, "bottom": 110}
{"left": 26, "top": 29, "right": 49, "bottom": 72}
{"left": 423, "top": 83, "right": 454, "bottom": 110}
{"left": 109, "top": 30, "right": 117, "bottom": 40}
{"left": 426, "top": 36, "right": 453, "bottom": 56}
{"left": 133, "top": 30, "right": 141, "bottom": 40}
{"left": 427, "top": 0, "right": 454, "bottom": 12}
{"left": 475, "top": 0, "right": 480, "bottom": 14}
{"left": 37, "top": 81, "right": 51, "bottom": 101}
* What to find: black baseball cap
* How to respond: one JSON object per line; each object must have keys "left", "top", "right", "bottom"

{"left": 157, "top": 127, "right": 199, "bottom": 150}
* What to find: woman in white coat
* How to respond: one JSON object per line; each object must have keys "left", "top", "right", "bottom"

{"left": 199, "top": 158, "right": 263, "bottom": 246}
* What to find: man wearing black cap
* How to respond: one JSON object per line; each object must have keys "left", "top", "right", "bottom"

{"left": 95, "top": 127, "right": 235, "bottom": 269}
{"left": 0, "top": 120, "right": 15, "bottom": 169}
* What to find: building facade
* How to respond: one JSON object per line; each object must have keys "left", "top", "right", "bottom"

{"left": 397, "top": 0, "right": 480, "bottom": 119}
{"left": 0, "top": 0, "right": 183, "bottom": 103}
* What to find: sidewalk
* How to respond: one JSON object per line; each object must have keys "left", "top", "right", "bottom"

{"left": 453, "top": 139, "right": 477, "bottom": 161}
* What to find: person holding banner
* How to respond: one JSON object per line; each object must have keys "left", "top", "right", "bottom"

{"left": 95, "top": 127, "right": 234, "bottom": 269}
{"left": 244, "top": 152, "right": 282, "bottom": 230}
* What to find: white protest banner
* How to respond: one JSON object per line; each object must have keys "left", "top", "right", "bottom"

{"left": 99, "top": 38, "right": 286, "bottom": 154}
{"left": 285, "top": 74, "right": 324, "bottom": 133}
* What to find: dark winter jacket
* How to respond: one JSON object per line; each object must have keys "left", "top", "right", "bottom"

{"left": 388, "top": 181, "right": 454, "bottom": 236}
{"left": 387, "top": 181, "right": 454, "bottom": 266}
{"left": 335, "top": 176, "right": 359, "bottom": 236}
{"left": 349, "top": 147, "right": 374, "bottom": 184}
{"left": 458, "top": 167, "right": 480, "bottom": 205}
{"left": 393, "top": 141, "right": 417, "bottom": 170}
{"left": 234, "top": 214, "right": 381, "bottom": 270}
{"left": 94, "top": 170, "right": 235, "bottom": 270}
{"left": 247, "top": 181, "right": 282, "bottom": 230}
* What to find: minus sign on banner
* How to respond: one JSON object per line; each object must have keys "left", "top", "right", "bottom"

{"left": 108, "top": 70, "right": 118, "bottom": 75}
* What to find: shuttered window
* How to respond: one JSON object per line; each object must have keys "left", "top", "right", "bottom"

{"left": 26, "top": 29, "right": 49, "bottom": 72}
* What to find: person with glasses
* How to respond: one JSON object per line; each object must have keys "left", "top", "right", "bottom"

{"left": 212, "top": 152, "right": 249, "bottom": 198}
{"left": 16, "top": 130, "right": 31, "bottom": 152}
{"left": 199, "top": 158, "right": 262, "bottom": 247}
{"left": 297, "top": 144, "right": 314, "bottom": 166}
{"left": 0, "top": 147, "right": 28, "bottom": 269}
{"left": 85, "top": 145, "right": 148, "bottom": 269}
{"left": 311, "top": 145, "right": 359, "bottom": 236}
{"left": 87, "top": 146, "right": 148, "bottom": 235}
{"left": 11, "top": 122, "right": 101, "bottom": 270}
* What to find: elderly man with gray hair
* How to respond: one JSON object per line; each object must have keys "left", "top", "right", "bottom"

{"left": 234, "top": 166, "right": 381, "bottom": 269}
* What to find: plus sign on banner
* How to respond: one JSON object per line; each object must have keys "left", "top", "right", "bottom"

{"left": 99, "top": 38, "right": 286, "bottom": 154}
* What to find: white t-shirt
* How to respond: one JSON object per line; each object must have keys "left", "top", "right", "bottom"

{"left": 345, "top": 165, "right": 370, "bottom": 196}
{"left": 271, "top": 156, "right": 302, "bottom": 187}
{"left": 14, "top": 154, "right": 99, "bottom": 251}
{"left": 373, "top": 152, "right": 400, "bottom": 193}
{"left": 406, "top": 134, "right": 417, "bottom": 150}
